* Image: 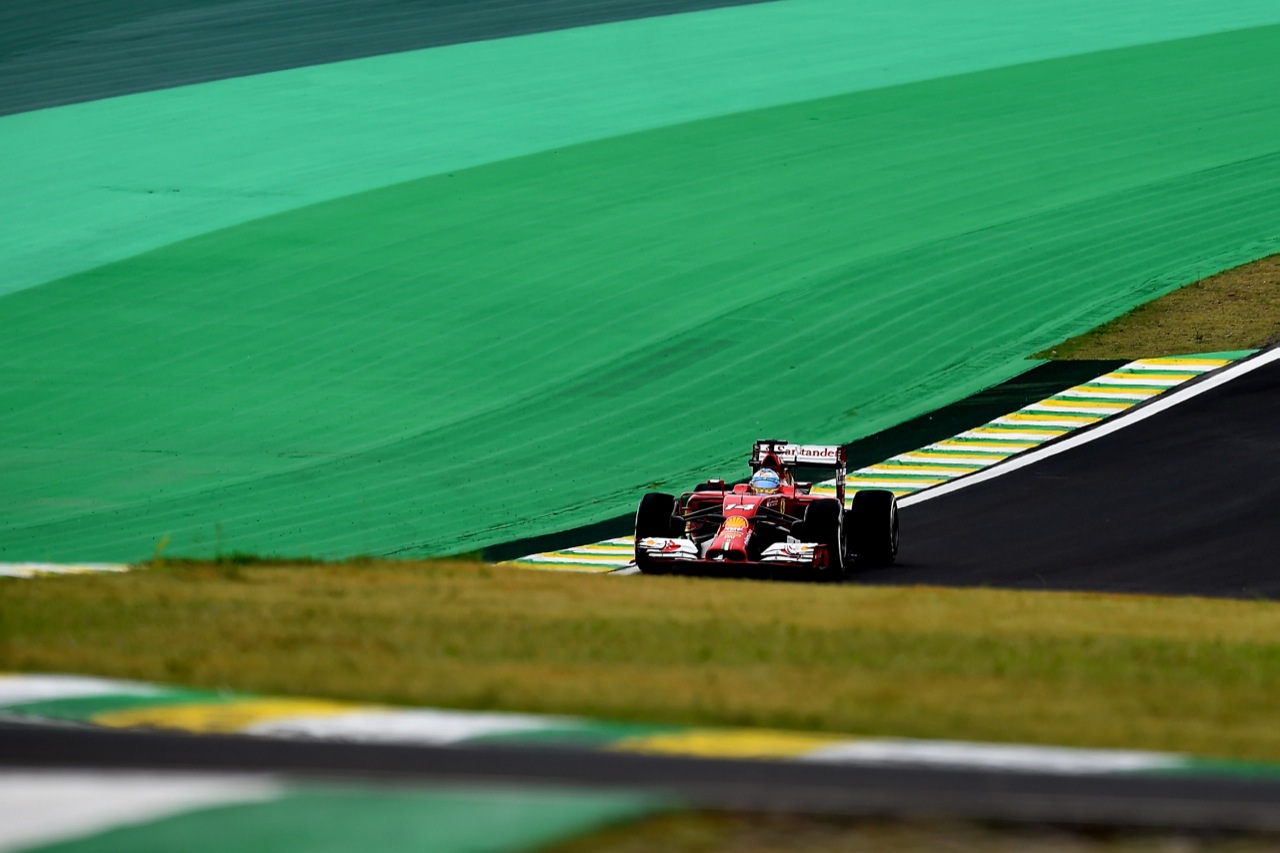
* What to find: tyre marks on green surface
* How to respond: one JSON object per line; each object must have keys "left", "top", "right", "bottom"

{"left": 507, "top": 354, "right": 1245, "bottom": 572}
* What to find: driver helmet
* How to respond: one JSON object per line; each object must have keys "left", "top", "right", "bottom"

{"left": 750, "top": 468, "right": 782, "bottom": 494}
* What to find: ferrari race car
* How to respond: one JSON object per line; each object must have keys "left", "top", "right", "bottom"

{"left": 634, "top": 439, "right": 898, "bottom": 579}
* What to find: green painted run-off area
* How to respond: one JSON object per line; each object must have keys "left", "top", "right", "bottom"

{"left": 2, "top": 2, "right": 1279, "bottom": 561}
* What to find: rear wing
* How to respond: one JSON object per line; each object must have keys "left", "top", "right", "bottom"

{"left": 751, "top": 439, "right": 847, "bottom": 505}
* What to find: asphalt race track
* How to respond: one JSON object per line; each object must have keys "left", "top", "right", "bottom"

{"left": 871, "top": 352, "right": 1280, "bottom": 599}
{"left": 6, "top": 723, "right": 1280, "bottom": 831}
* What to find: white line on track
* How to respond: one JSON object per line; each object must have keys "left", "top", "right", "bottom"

{"left": 804, "top": 740, "right": 1183, "bottom": 774}
{"left": 899, "top": 348, "right": 1280, "bottom": 508}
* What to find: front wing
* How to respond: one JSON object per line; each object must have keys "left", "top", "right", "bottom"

{"left": 636, "top": 536, "right": 825, "bottom": 569}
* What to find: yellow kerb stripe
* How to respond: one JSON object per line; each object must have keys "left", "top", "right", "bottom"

{"left": 1003, "top": 413, "right": 1099, "bottom": 423}
{"left": 1103, "top": 371, "right": 1196, "bottom": 382}
{"left": 1138, "top": 358, "right": 1229, "bottom": 369}
{"left": 505, "top": 561, "right": 618, "bottom": 573}
{"left": 610, "top": 728, "right": 844, "bottom": 759}
{"left": 1036, "top": 398, "right": 1130, "bottom": 410}
{"left": 907, "top": 449, "right": 1004, "bottom": 457}
{"left": 865, "top": 464, "right": 980, "bottom": 474}
{"left": 93, "top": 698, "right": 367, "bottom": 733}
{"left": 937, "top": 440, "right": 1030, "bottom": 450}
{"left": 966, "top": 426, "right": 1067, "bottom": 437}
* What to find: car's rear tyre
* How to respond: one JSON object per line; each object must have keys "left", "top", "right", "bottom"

{"left": 635, "top": 492, "right": 680, "bottom": 574}
{"left": 847, "top": 489, "right": 898, "bottom": 568}
{"left": 802, "top": 499, "right": 844, "bottom": 579}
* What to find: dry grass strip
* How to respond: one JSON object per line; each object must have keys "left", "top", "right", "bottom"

{"left": 551, "top": 812, "right": 1280, "bottom": 853}
{"left": 3, "top": 559, "right": 1278, "bottom": 761}
{"left": 1039, "top": 254, "right": 1280, "bottom": 359}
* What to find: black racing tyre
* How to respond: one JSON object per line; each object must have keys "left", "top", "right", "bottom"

{"left": 801, "top": 498, "right": 844, "bottom": 577}
{"left": 635, "top": 492, "right": 679, "bottom": 574}
{"left": 847, "top": 489, "right": 899, "bottom": 568}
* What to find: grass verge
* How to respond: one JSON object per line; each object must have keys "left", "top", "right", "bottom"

{"left": 1036, "top": 254, "right": 1280, "bottom": 359}
{"left": 3, "top": 560, "right": 1279, "bottom": 761}
{"left": 548, "top": 812, "right": 1280, "bottom": 853}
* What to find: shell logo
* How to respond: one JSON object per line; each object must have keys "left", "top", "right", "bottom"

{"left": 722, "top": 516, "right": 750, "bottom": 538}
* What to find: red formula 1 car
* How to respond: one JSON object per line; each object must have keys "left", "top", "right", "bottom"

{"left": 634, "top": 439, "right": 898, "bottom": 579}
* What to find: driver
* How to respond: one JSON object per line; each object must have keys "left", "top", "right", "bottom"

{"left": 749, "top": 468, "right": 782, "bottom": 494}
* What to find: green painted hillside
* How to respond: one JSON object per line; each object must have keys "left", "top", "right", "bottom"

{"left": 2, "top": 6, "right": 1279, "bottom": 561}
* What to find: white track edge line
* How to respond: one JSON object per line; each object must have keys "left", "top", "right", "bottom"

{"left": 898, "top": 349, "right": 1280, "bottom": 508}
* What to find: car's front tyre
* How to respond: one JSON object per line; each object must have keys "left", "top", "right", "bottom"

{"left": 635, "top": 492, "right": 679, "bottom": 574}
{"left": 801, "top": 498, "right": 844, "bottom": 580}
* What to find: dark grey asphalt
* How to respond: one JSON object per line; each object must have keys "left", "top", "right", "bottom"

{"left": 862, "top": 350, "right": 1280, "bottom": 599}
{"left": 0, "top": 0, "right": 775, "bottom": 116}
{"left": 5, "top": 723, "right": 1280, "bottom": 830}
